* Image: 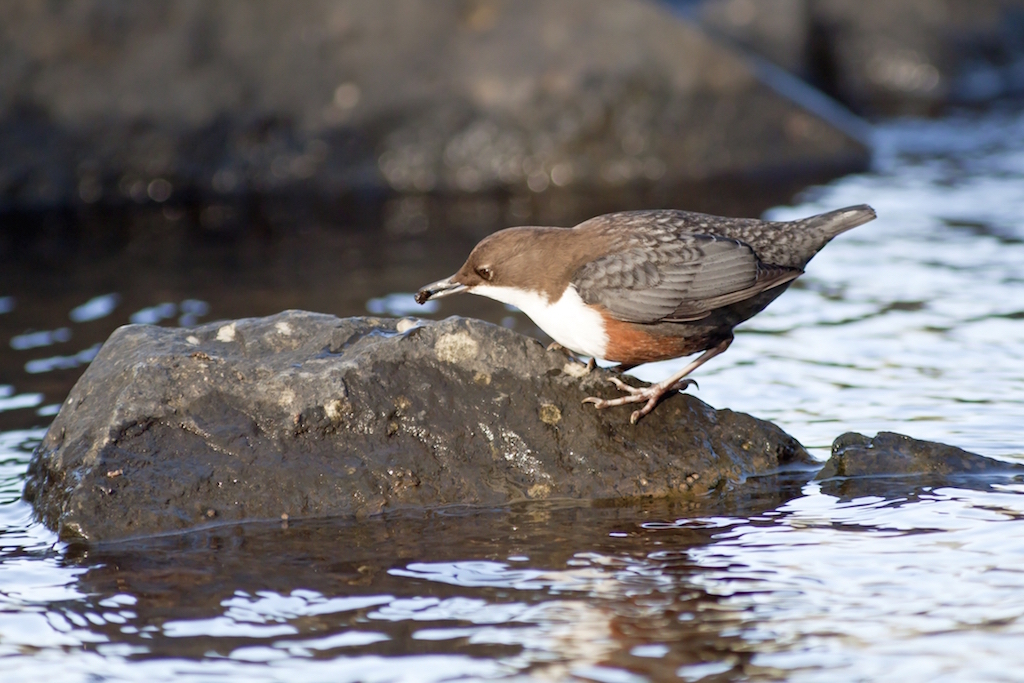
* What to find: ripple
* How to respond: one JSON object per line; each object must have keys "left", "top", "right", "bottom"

{"left": 665, "top": 485, "right": 1024, "bottom": 681}
{"left": 129, "top": 302, "right": 178, "bottom": 325}
{"left": 25, "top": 344, "right": 101, "bottom": 374}
{"left": 9, "top": 327, "right": 71, "bottom": 350}
{"left": 68, "top": 294, "right": 120, "bottom": 323}
{"left": 0, "top": 392, "right": 43, "bottom": 414}
{"left": 366, "top": 292, "right": 438, "bottom": 316}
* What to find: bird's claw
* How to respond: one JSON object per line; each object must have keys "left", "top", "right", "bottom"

{"left": 607, "top": 376, "right": 642, "bottom": 394}
{"left": 582, "top": 376, "right": 698, "bottom": 424}
{"left": 580, "top": 377, "right": 645, "bottom": 408}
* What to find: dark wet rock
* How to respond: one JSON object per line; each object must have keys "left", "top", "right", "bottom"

{"left": 24, "top": 310, "right": 814, "bottom": 542}
{"left": 697, "top": 0, "right": 1024, "bottom": 115}
{"left": 816, "top": 431, "right": 1024, "bottom": 479}
{"left": 0, "top": 0, "right": 868, "bottom": 211}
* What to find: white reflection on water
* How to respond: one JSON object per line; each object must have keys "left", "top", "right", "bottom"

{"left": 3, "top": 653, "right": 508, "bottom": 683}
{"left": 631, "top": 108, "right": 1024, "bottom": 458}
{"left": 24, "top": 343, "right": 101, "bottom": 375}
{"left": 672, "top": 483, "right": 1024, "bottom": 682}
{"left": 0, "top": 392, "right": 43, "bottom": 413}
{"left": 9, "top": 327, "right": 72, "bottom": 350}
{"left": 367, "top": 292, "right": 439, "bottom": 316}
{"left": 68, "top": 293, "right": 121, "bottom": 323}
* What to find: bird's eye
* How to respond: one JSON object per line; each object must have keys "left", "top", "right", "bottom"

{"left": 475, "top": 266, "right": 493, "bottom": 281}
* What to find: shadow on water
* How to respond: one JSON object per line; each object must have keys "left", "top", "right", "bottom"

{"left": 36, "top": 474, "right": 809, "bottom": 677}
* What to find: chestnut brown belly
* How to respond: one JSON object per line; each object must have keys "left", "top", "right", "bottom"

{"left": 596, "top": 284, "right": 794, "bottom": 365}
{"left": 600, "top": 316, "right": 721, "bottom": 365}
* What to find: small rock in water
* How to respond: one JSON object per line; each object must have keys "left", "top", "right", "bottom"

{"left": 817, "top": 431, "right": 1024, "bottom": 479}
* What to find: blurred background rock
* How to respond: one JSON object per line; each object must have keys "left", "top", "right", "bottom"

{"left": 4, "top": 0, "right": 1022, "bottom": 214}
{"left": 691, "top": 0, "right": 1024, "bottom": 115}
{"left": 0, "top": 0, "right": 879, "bottom": 213}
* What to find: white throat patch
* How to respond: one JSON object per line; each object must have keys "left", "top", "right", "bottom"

{"left": 470, "top": 284, "right": 609, "bottom": 360}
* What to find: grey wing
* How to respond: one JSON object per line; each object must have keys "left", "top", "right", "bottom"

{"left": 572, "top": 233, "right": 801, "bottom": 323}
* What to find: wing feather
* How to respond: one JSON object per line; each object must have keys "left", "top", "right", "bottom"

{"left": 573, "top": 233, "right": 801, "bottom": 324}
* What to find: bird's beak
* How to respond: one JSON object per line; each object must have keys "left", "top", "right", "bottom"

{"left": 415, "top": 276, "right": 468, "bottom": 304}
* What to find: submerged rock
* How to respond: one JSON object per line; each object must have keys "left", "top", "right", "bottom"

{"left": 24, "top": 311, "right": 814, "bottom": 542}
{"left": 817, "top": 431, "right": 1024, "bottom": 479}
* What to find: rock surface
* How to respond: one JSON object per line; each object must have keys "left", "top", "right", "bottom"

{"left": 697, "top": 0, "right": 1024, "bottom": 115}
{"left": 24, "top": 311, "right": 815, "bottom": 542}
{"left": 817, "top": 431, "right": 1024, "bottom": 479}
{"left": 0, "top": 0, "right": 868, "bottom": 210}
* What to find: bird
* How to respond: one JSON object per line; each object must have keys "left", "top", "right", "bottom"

{"left": 416, "top": 204, "right": 876, "bottom": 423}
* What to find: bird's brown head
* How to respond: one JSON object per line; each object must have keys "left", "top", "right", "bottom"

{"left": 415, "top": 226, "right": 575, "bottom": 304}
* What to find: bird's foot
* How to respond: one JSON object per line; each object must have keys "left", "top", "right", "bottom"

{"left": 582, "top": 377, "right": 698, "bottom": 424}
{"left": 547, "top": 342, "right": 595, "bottom": 373}
{"left": 669, "top": 378, "right": 698, "bottom": 392}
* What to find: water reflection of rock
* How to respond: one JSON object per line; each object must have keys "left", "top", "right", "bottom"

{"left": 61, "top": 489, "right": 804, "bottom": 676}
{"left": 30, "top": 458, "right": 1024, "bottom": 676}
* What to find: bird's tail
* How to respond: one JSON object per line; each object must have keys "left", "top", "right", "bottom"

{"left": 798, "top": 204, "right": 877, "bottom": 238}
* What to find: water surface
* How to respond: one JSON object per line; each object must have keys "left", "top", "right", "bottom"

{"left": 2, "top": 106, "right": 1024, "bottom": 681}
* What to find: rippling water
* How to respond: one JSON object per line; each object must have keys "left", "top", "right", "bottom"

{"left": 2, "top": 107, "right": 1024, "bottom": 681}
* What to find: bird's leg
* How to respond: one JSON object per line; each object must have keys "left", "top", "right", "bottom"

{"left": 582, "top": 338, "right": 733, "bottom": 424}
{"left": 547, "top": 341, "right": 595, "bottom": 373}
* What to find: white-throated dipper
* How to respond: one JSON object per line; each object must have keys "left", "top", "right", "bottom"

{"left": 416, "top": 205, "right": 876, "bottom": 423}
